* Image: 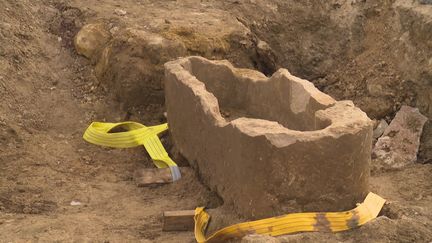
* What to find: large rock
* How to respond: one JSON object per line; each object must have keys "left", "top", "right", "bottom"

{"left": 74, "top": 23, "right": 111, "bottom": 60}
{"left": 372, "top": 106, "right": 428, "bottom": 170}
{"left": 164, "top": 56, "right": 373, "bottom": 219}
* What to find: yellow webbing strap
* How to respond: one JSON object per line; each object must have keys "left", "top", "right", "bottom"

{"left": 83, "top": 121, "right": 181, "bottom": 181}
{"left": 194, "top": 192, "right": 385, "bottom": 243}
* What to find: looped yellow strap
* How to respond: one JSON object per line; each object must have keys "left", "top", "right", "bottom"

{"left": 194, "top": 192, "right": 385, "bottom": 243}
{"left": 83, "top": 121, "right": 181, "bottom": 181}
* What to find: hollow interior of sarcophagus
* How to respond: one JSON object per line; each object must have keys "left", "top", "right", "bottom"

{"left": 182, "top": 57, "right": 332, "bottom": 131}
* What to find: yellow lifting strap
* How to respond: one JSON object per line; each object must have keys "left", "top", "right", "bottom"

{"left": 194, "top": 192, "right": 386, "bottom": 243}
{"left": 83, "top": 121, "right": 181, "bottom": 181}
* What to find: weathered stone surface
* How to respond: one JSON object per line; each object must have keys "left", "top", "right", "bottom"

{"left": 74, "top": 23, "right": 111, "bottom": 60}
{"left": 372, "top": 106, "right": 428, "bottom": 170}
{"left": 164, "top": 56, "right": 373, "bottom": 219}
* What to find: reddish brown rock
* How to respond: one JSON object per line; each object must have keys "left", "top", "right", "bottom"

{"left": 372, "top": 106, "right": 428, "bottom": 170}
{"left": 164, "top": 56, "right": 373, "bottom": 219}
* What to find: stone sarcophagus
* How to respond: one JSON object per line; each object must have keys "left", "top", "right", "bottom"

{"left": 164, "top": 56, "right": 372, "bottom": 219}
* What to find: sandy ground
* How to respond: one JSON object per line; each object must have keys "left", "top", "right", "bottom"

{"left": 0, "top": 0, "right": 431, "bottom": 242}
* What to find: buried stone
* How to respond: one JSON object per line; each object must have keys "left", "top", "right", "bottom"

{"left": 372, "top": 106, "right": 428, "bottom": 170}
{"left": 164, "top": 56, "right": 373, "bottom": 219}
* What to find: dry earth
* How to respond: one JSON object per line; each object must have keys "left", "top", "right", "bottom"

{"left": 0, "top": 0, "right": 431, "bottom": 242}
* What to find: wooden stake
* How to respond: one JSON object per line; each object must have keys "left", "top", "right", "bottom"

{"left": 163, "top": 210, "right": 196, "bottom": 231}
{"left": 134, "top": 167, "right": 173, "bottom": 186}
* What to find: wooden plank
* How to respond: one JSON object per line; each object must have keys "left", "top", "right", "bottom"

{"left": 163, "top": 210, "right": 196, "bottom": 231}
{"left": 163, "top": 209, "right": 216, "bottom": 232}
{"left": 134, "top": 167, "right": 173, "bottom": 186}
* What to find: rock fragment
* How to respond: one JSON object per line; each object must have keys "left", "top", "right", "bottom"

{"left": 255, "top": 40, "right": 277, "bottom": 74}
{"left": 372, "top": 106, "right": 428, "bottom": 170}
{"left": 373, "top": 119, "right": 389, "bottom": 139}
{"left": 114, "top": 9, "right": 127, "bottom": 16}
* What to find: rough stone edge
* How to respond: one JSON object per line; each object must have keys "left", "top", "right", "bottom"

{"left": 164, "top": 56, "right": 372, "bottom": 147}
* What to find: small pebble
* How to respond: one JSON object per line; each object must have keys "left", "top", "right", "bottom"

{"left": 70, "top": 200, "right": 82, "bottom": 206}
{"left": 114, "top": 9, "right": 127, "bottom": 16}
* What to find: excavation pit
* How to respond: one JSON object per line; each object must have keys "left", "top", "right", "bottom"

{"left": 165, "top": 56, "right": 373, "bottom": 219}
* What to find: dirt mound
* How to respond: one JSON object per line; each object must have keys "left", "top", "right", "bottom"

{"left": 73, "top": 6, "right": 278, "bottom": 116}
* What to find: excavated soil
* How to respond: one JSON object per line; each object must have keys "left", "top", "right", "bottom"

{"left": 0, "top": 0, "right": 431, "bottom": 242}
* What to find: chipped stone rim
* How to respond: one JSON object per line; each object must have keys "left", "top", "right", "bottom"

{"left": 164, "top": 56, "right": 372, "bottom": 147}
